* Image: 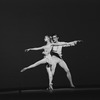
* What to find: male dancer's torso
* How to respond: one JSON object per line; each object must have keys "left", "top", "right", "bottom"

{"left": 51, "top": 42, "right": 63, "bottom": 59}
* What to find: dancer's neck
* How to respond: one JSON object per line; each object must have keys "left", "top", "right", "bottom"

{"left": 46, "top": 41, "right": 51, "bottom": 45}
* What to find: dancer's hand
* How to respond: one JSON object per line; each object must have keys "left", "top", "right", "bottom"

{"left": 77, "top": 40, "right": 83, "bottom": 43}
{"left": 20, "top": 68, "right": 27, "bottom": 72}
{"left": 25, "top": 49, "right": 30, "bottom": 52}
{"left": 74, "top": 40, "right": 82, "bottom": 44}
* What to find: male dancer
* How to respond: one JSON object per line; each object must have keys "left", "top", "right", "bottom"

{"left": 50, "top": 35, "right": 81, "bottom": 88}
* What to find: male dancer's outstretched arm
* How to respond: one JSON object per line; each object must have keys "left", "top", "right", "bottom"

{"left": 63, "top": 40, "right": 82, "bottom": 47}
{"left": 51, "top": 40, "right": 82, "bottom": 47}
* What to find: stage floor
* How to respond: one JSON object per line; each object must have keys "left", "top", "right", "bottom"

{"left": 0, "top": 88, "right": 100, "bottom": 100}
{"left": 0, "top": 87, "right": 100, "bottom": 94}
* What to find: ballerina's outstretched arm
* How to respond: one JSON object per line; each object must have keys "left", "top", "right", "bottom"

{"left": 25, "top": 46, "right": 45, "bottom": 52}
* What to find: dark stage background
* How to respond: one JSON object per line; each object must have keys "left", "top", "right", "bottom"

{"left": 0, "top": 0, "right": 99, "bottom": 90}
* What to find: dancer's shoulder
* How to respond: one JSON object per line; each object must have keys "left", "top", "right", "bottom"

{"left": 58, "top": 41, "right": 66, "bottom": 44}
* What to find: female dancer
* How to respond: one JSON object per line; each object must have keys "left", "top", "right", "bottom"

{"left": 21, "top": 35, "right": 56, "bottom": 90}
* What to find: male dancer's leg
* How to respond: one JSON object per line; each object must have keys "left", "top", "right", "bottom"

{"left": 52, "top": 56, "right": 75, "bottom": 87}
{"left": 59, "top": 59, "right": 75, "bottom": 87}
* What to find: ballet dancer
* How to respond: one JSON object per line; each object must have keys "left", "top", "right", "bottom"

{"left": 49, "top": 35, "right": 82, "bottom": 88}
{"left": 20, "top": 35, "right": 65, "bottom": 90}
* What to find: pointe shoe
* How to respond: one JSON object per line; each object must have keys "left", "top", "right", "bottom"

{"left": 20, "top": 68, "right": 27, "bottom": 72}
{"left": 47, "top": 84, "right": 53, "bottom": 91}
{"left": 71, "top": 84, "right": 75, "bottom": 88}
{"left": 47, "top": 87, "right": 53, "bottom": 92}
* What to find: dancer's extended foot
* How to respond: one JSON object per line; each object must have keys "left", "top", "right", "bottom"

{"left": 20, "top": 68, "right": 27, "bottom": 72}
{"left": 71, "top": 84, "right": 75, "bottom": 88}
